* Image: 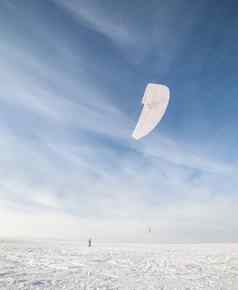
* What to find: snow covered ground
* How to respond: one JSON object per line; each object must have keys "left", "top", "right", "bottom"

{"left": 0, "top": 240, "right": 238, "bottom": 289}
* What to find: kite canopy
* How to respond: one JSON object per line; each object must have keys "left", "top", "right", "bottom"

{"left": 132, "top": 83, "right": 170, "bottom": 140}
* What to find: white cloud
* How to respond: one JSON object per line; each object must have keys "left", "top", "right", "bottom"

{"left": 55, "top": 0, "right": 139, "bottom": 48}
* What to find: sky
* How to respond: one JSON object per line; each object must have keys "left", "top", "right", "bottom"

{"left": 0, "top": 0, "right": 238, "bottom": 242}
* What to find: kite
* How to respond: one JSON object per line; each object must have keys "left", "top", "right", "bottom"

{"left": 132, "top": 83, "right": 170, "bottom": 140}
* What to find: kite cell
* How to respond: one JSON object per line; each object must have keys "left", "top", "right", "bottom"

{"left": 132, "top": 83, "right": 170, "bottom": 140}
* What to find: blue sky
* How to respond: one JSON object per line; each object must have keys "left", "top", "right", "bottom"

{"left": 0, "top": 0, "right": 238, "bottom": 242}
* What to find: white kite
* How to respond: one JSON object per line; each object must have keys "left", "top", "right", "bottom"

{"left": 132, "top": 83, "right": 170, "bottom": 140}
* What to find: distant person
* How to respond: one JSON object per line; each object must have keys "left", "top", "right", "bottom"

{"left": 88, "top": 238, "right": 92, "bottom": 247}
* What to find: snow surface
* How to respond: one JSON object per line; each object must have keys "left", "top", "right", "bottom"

{"left": 0, "top": 240, "right": 238, "bottom": 289}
